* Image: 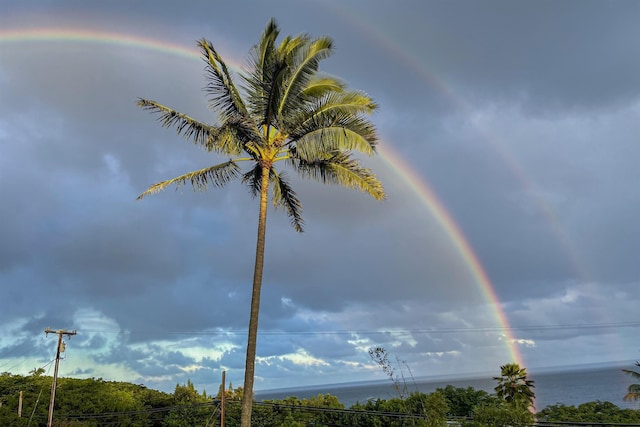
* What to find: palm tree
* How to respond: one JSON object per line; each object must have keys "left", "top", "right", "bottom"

{"left": 622, "top": 361, "right": 640, "bottom": 402}
{"left": 136, "top": 19, "right": 385, "bottom": 426}
{"left": 494, "top": 363, "right": 536, "bottom": 409}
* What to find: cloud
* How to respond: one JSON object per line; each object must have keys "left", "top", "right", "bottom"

{"left": 1, "top": 0, "right": 639, "bottom": 394}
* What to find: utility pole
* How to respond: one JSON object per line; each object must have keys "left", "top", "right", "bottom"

{"left": 45, "top": 327, "right": 76, "bottom": 427}
{"left": 220, "top": 370, "right": 226, "bottom": 427}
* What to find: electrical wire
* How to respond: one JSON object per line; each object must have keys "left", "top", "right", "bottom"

{"left": 26, "top": 359, "right": 54, "bottom": 427}
{"left": 74, "top": 320, "right": 640, "bottom": 337}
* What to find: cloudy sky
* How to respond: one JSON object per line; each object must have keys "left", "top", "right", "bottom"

{"left": 1, "top": 1, "right": 639, "bottom": 397}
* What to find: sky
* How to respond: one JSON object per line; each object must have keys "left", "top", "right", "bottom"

{"left": 1, "top": 1, "right": 639, "bottom": 398}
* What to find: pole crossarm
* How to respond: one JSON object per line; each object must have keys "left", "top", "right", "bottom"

{"left": 44, "top": 327, "right": 77, "bottom": 337}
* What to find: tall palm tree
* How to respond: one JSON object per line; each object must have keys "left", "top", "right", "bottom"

{"left": 136, "top": 19, "right": 385, "bottom": 426}
{"left": 494, "top": 363, "right": 536, "bottom": 409}
{"left": 622, "top": 361, "right": 640, "bottom": 402}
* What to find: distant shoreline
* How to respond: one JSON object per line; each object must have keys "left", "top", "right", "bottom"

{"left": 256, "top": 359, "right": 634, "bottom": 396}
{"left": 256, "top": 361, "right": 638, "bottom": 410}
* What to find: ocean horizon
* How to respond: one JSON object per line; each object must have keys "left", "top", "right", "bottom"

{"left": 256, "top": 361, "right": 640, "bottom": 411}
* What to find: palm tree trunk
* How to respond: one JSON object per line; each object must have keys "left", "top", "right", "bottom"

{"left": 240, "top": 165, "right": 270, "bottom": 427}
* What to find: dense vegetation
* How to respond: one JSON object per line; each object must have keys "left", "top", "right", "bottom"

{"left": 0, "top": 371, "right": 172, "bottom": 426}
{"left": 2, "top": 370, "right": 639, "bottom": 426}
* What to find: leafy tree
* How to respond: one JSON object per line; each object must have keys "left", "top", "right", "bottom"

{"left": 346, "top": 392, "right": 447, "bottom": 427}
{"left": 493, "top": 363, "right": 535, "bottom": 410}
{"left": 537, "top": 400, "right": 640, "bottom": 424}
{"left": 136, "top": 18, "right": 385, "bottom": 427}
{"left": 466, "top": 363, "right": 536, "bottom": 427}
{"left": 435, "top": 385, "right": 492, "bottom": 418}
{"left": 421, "top": 391, "right": 449, "bottom": 427}
{"left": 164, "top": 380, "right": 213, "bottom": 427}
{"left": 622, "top": 360, "right": 640, "bottom": 402}
{"left": 465, "top": 399, "right": 534, "bottom": 427}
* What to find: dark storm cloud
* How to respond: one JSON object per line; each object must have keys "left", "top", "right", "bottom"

{"left": 386, "top": 1, "right": 640, "bottom": 114}
{"left": 1, "top": 0, "right": 640, "bottom": 391}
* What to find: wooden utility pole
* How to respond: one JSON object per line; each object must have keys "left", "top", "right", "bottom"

{"left": 220, "top": 370, "right": 226, "bottom": 427}
{"left": 45, "top": 328, "right": 76, "bottom": 427}
{"left": 18, "top": 391, "right": 23, "bottom": 417}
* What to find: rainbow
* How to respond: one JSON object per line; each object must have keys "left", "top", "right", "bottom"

{"left": 0, "top": 28, "right": 202, "bottom": 61}
{"left": 378, "top": 146, "right": 524, "bottom": 366}
{"left": 328, "top": 3, "right": 591, "bottom": 283}
{"left": 0, "top": 27, "right": 525, "bottom": 367}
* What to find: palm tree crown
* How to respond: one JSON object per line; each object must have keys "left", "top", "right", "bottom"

{"left": 137, "top": 19, "right": 384, "bottom": 227}
{"left": 494, "top": 363, "right": 536, "bottom": 409}
{"left": 136, "top": 18, "right": 385, "bottom": 427}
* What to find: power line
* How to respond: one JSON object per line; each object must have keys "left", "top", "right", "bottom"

{"left": 74, "top": 320, "right": 640, "bottom": 337}
{"left": 0, "top": 320, "right": 635, "bottom": 374}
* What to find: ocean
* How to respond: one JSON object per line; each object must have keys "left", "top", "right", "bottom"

{"left": 256, "top": 363, "right": 640, "bottom": 411}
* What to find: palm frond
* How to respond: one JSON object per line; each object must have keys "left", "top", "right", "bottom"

{"left": 293, "top": 90, "right": 378, "bottom": 132}
{"left": 277, "top": 36, "right": 333, "bottom": 117}
{"left": 276, "top": 34, "right": 310, "bottom": 64}
{"left": 214, "top": 116, "right": 262, "bottom": 156}
{"left": 198, "top": 39, "right": 247, "bottom": 120}
{"left": 241, "top": 164, "right": 262, "bottom": 198}
{"left": 296, "top": 152, "right": 385, "bottom": 200}
{"left": 137, "top": 98, "right": 217, "bottom": 148}
{"left": 137, "top": 98, "right": 254, "bottom": 157}
{"left": 270, "top": 169, "right": 304, "bottom": 232}
{"left": 286, "top": 90, "right": 378, "bottom": 154}
{"left": 137, "top": 160, "right": 241, "bottom": 200}
{"left": 243, "top": 20, "right": 281, "bottom": 126}
{"left": 294, "top": 124, "right": 377, "bottom": 158}
{"left": 300, "top": 74, "right": 345, "bottom": 98}
{"left": 255, "top": 18, "right": 280, "bottom": 81}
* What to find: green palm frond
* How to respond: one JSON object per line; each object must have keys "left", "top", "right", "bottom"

{"left": 276, "top": 34, "right": 309, "bottom": 60}
{"left": 198, "top": 39, "right": 247, "bottom": 120}
{"left": 138, "top": 98, "right": 252, "bottom": 156}
{"left": 300, "top": 90, "right": 378, "bottom": 126}
{"left": 287, "top": 91, "right": 378, "bottom": 153}
{"left": 296, "top": 152, "right": 385, "bottom": 200}
{"left": 243, "top": 20, "right": 282, "bottom": 127}
{"left": 137, "top": 98, "right": 217, "bottom": 149}
{"left": 270, "top": 169, "right": 303, "bottom": 232}
{"left": 294, "top": 123, "right": 377, "bottom": 158}
{"left": 213, "top": 115, "right": 264, "bottom": 157}
{"left": 277, "top": 36, "right": 333, "bottom": 117}
{"left": 137, "top": 160, "right": 241, "bottom": 200}
{"left": 300, "top": 74, "right": 345, "bottom": 98}
{"left": 255, "top": 18, "right": 280, "bottom": 82}
{"left": 241, "top": 164, "right": 262, "bottom": 198}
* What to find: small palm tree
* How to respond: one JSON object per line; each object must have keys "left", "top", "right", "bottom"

{"left": 494, "top": 363, "right": 535, "bottom": 410}
{"left": 622, "top": 361, "right": 640, "bottom": 402}
{"left": 136, "top": 19, "right": 385, "bottom": 427}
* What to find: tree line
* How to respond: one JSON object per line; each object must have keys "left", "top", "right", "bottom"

{"left": 2, "top": 363, "right": 640, "bottom": 426}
